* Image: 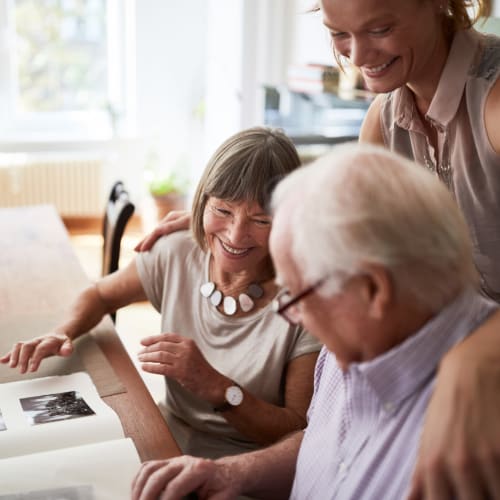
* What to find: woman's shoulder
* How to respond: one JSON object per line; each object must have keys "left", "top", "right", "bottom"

{"left": 150, "top": 229, "right": 198, "bottom": 254}
{"left": 470, "top": 30, "right": 500, "bottom": 80}
{"left": 359, "top": 94, "right": 386, "bottom": 145}
{"left": 142, "top": 229, "right": 204, "bottom": 269}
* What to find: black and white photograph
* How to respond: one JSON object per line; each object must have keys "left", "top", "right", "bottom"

{"left": 20, "top": 391, "right": 95, "bottom": 426}
{"left": 0, "top": 408, "right": 6, "bottom": 431}
{"left": 0, "top": 485, "right": 94, "bottom": 500}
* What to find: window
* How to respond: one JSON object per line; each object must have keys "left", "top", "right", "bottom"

{"left": 0, "top": 0, "right": 135, "bottom": 143}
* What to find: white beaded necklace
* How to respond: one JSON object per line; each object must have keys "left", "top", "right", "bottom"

{"left": 200, "top": 281, "right": 264, "bottom": 315}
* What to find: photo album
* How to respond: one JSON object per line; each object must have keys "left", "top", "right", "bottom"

{"left": 0, "top": 372, "right": 141, "bottom": 499}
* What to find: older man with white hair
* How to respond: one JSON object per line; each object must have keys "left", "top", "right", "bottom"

{"left": 131, "top": 143, "right": 498, "bottom": 500}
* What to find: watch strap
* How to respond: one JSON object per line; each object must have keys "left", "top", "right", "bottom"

{"left": 213, "top": 401, "right": 232, "bottom": 413}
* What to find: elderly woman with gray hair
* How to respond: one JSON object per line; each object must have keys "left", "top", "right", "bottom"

{"left": 132, "top": 143, "right": 499, "bottom": 500}
{"left": 1, "top": 127, "right": 320, "bottom": 459}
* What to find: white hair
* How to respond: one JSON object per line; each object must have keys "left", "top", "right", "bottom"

{"left": 271, "top": 142, "right": 477, "bottom": 312}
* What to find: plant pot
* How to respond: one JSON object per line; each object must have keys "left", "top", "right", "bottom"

{"left": 152, "top": 192, "right": 187, "bottom": 221}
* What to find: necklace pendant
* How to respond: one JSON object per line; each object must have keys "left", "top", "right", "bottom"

{"left": 248, "top": 283, "right": 264, "bottom": 299}
{"left": 200, "top": 280, "right": 263, "bottom": 316}
{"left": 239, "top": 293, "right": 254, "bottom": 313}
{"left": 223, "top": 296, "right": 237, "bottom": 315}
{"left": 210, "top": 290, "right": 223, "bottom": 306}
{"left": 200, "top": 281, "right": 215, "bottom": 297}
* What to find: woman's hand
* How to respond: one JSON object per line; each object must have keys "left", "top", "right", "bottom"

{"left": 134, "top": 210, "right": 191, "bottom": 252}
{"left": 407, "top": 317, "right": 500, "bottom": 500}
{"left": 131, "top": 456, "right": 237, "bottom": 500}
{"left": 138, "top": 332, "right": 228, "bottom": 403}
{"left": 0, "top": 333, "right": 74, "bottom": 374}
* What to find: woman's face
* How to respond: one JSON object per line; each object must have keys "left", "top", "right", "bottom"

{"left": 320, "top": 0, "right": 446, "bottom": 94}
{"left": 203, "top": 197, "right": 273, "bottom": 276}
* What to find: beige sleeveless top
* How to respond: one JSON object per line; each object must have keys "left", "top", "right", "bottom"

{"left": 380, "top": 29, "right": 500, "bottom": 301}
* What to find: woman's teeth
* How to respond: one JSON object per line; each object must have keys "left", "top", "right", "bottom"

{"left": 365, "top": 58, "right": 395, "bottom": 74}
{"left": 221, "top": 241, "right": 248, "bottom": 255}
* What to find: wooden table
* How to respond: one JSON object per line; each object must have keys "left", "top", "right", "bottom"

{"left": 0, "top": 204, "right": 180, "bottom": 461}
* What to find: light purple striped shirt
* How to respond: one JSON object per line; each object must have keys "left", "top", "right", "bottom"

{"left": 290, "top": 289, "right": 496, "bottom": 499}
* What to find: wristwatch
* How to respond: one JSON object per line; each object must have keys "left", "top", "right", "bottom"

{"left": 213, "top": 382, "right": 243, "bottom": 412}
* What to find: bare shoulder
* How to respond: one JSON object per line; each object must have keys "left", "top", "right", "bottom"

{"left": 484, "top": 76, "right": 500, "bottom": 155}
{"left": 359, "top": 94, "right": 386, "bottom": 146}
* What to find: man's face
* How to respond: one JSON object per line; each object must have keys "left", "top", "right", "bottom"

{"left": 270, "top": 208, "right": 369, "bottom": 368}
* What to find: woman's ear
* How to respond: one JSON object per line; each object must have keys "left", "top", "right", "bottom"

{"left": 359, "top": 263, "right": 394, "bottom": 320}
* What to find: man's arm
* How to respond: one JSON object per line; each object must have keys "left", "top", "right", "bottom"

{"left": 132, "top": 430, "right": 303, "bottom": 500}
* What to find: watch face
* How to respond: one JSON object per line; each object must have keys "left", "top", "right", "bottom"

{"left": 225, "top": 385, "right": 243, "bottom": 406}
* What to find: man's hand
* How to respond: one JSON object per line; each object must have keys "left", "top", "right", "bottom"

{"left": 131, "top": 456, "right": 237, "bottom": 500}
{"left": 135, "top": 210, "right": 191, "bottom": 252}
{"left": 0, "top": 333, "right": 74, "bottom": 373}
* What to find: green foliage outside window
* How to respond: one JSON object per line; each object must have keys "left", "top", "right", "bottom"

{"left": 13, "top": 0, "right": 107, "bottom": 112}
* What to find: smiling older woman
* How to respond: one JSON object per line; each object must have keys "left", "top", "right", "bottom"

{"left": 0, "top": 127, "right": 320, "bottom": 458}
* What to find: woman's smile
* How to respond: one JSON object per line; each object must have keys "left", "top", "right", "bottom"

{"left": 362, "top": 56, "right": 399, "bottom": 78}
{"left": 218, "top": 238, "right": 253, "bottom": 258}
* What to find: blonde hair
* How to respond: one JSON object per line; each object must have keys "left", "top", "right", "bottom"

{"left": 447, "top": 0, "right": 491, "bottom": 30}
{"left": 272, "top": 143, "right": 478, "bottom": 313}
{"left": 191, "top": 127, "right": 300, "bottom": 250}
{"left": 311, "top": 0, "right": 492, "bottom": 68}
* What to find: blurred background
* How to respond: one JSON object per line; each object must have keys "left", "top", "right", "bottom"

{"left": 1, "top": 0, "right": 499, "bottom": 401}
{"left": 1, "top": 0, "right": 499, "bottom": 226}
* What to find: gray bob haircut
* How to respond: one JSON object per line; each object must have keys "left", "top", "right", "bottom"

{"left": 191, "top": 127, "right": 300, "bottom": 250}
{"left": 271, "top": 142, "right": 478, "bottom": 313}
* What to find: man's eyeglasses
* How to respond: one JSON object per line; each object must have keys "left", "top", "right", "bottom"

{"left": 272, "top": 277, "right": 327, "bottom": 325}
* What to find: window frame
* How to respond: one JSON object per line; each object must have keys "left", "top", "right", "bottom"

{"left": 0, "top": 0, "right": 136, "bottom": 146}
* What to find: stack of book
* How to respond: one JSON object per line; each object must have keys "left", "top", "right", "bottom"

{"left": 0, "top": 372, "right": 141, "bottom": 499}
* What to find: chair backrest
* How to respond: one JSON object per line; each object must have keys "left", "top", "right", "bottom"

{"left": 102, "top": 181, "right": 135, "bottom": 321}
{"left": 102, "top": 180, "right": 135, "bottom": 276}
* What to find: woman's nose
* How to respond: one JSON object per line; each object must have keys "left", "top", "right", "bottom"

{"left": 227, "top": 217, "right": 248, "bottom": 243}
{"left": 348, "top": 36, "right": 367, "bottom": 67}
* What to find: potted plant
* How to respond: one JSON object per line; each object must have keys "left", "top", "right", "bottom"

{"left": 148, "top": 170, "right": 189, "bottom": 221}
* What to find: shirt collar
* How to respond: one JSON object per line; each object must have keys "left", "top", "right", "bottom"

{"left": 353, "top": 289, "right": 492, "bottom": 412}
{"left": 426, "top": 29, "right": 480, "bottom": 128}
{"left": 392, "top": 29, "right": 480, "bottom": 132}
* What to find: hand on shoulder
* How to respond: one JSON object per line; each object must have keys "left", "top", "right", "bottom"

{"left": 134, "top": 210, "right": 191, "bottom": 252}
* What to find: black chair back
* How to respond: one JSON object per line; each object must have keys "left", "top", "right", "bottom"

{"left": 102, "top": 181, "right": 135, "bottom": 322}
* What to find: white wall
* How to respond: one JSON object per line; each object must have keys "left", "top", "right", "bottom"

{"left": 134, "top": 0, "right": 208, "bottom": 191}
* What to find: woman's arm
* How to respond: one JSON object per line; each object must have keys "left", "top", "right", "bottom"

{"left": 407, "top": 309, "right": 500, "bottom": 499}
{"left": 484, "top": 76, "right": 500, "bottom": 155}
{"left": 138, "top": 339, "right": 318, "bottom": 445}
{"left": 0, "top": 260, "right": 147, "bottom": 373}
{"left": 359, "top": 94, "right": 385, "bottom": 145}
{"left": 220, "top": 351, "right": 317, "bottom": 445}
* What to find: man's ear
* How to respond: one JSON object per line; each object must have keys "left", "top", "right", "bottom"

{"left": 359, "top": 263, "right": 394, "bottom": 320}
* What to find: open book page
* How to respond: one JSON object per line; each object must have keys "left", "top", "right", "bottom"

{"left": 0, "top": 372, "right": 124, "bottom": 459}
{"left": 0, "top": 437, "right": 141, "bottom": 499}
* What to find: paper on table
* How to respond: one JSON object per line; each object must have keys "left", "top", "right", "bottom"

{"left": 0, "top": 372, "right": 124, "bottom": 459}
{"left": 0, "top": 438, "right": 141, "bottom": 500}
